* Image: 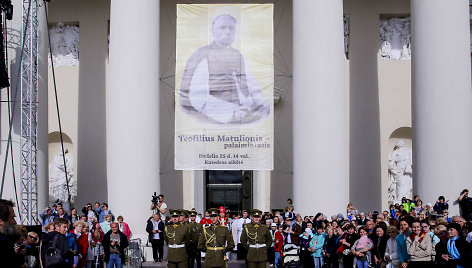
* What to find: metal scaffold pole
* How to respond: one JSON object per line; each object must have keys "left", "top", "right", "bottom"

{"left": 20, "top": 0, "right": 39, "bottom": 225}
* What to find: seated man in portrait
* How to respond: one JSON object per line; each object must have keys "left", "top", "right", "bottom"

{"left": 179, "top": 14, "right": 270, "bottom": 124}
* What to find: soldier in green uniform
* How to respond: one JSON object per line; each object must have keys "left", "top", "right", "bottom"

{"left": 197, "top": 208, "right": 235, "bottom": 268}
{"left": 240, "top": 209, "right": 273, "bottom": 268}
{"left": 187, "top": 210, "right": 203, "bottom": 268}
{"left": 179, "top": 209, "right": 190, "bottom": 224}
{"left": 165, "top": 209, "right": 190, "bottom": 268}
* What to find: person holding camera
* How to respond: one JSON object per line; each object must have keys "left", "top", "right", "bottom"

{"left": 102, "top": 222, "right": 129, "bottom": 268}
{"left": 82, "top": 203, "right": 99, "bottom": 224}
{"left": 150, "top": 194, "right": 167, "bottom": 219}
{"left": 97, "top": 203, "right": 114, "bottom": 224}
{"left": 458, "top": 189, "right": 472, "bottom": 222}
{"left": 40, "top": 207, "right": 56, "bottom": 232}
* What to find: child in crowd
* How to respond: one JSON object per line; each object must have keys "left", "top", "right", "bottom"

{"left": 351, "top": 227, "right": 373, "bottom": 268}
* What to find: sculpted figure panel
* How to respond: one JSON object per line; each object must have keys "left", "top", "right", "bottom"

{"left": 388, "top": 140, "right": 413, "bottom": 205}
{"left": 380, "top": 17, "right": 411, "bottom": 60}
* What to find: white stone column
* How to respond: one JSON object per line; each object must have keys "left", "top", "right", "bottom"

{"left": 292, "top": 0, "right": 347, "bottom": 217}
{"left": 107, "top": 0, "right": 160, "bottom": 237}
{"left": 182, "top": 170, "right": 204, "bottom": 213}
{"left": 253, "top": 171, "right": 271, "bottom": 212}
{"left": 411, "top": 0, "right": 472, "bottom": 215}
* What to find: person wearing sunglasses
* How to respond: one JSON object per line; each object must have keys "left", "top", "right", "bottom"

{"left": 96, "top": 203, "right": 114, "bottom": 223}
{"left": 24, "top": 232, "right": 40, "bottom": 268}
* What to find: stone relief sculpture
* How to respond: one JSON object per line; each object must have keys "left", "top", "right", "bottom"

{"left": 388, "top": 140, "right": 413, "bottom": 205}
{"left": 49, "top": 147, "right": 76, "bottom": 203}
{"left": 380, "top": 17, "right": 411, "bottom": 60}
{"left": 48, "top": 22, "right": 80, "bottom": 67}
{"left": 344, "top": 15, "right": 350, "bottom": 60}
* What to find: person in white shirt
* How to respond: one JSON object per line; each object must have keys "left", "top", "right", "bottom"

{"left": 236, "top": 210, "right": 251, "bottom": 259}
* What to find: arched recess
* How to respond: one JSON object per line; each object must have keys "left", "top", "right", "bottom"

{"left": 48, "top": 132, "right": 73, "bottom": 166}
{"left": 48, "top": 132, "right": 75, "bottom": 205}
{"left": 387, "top": 127, "right": 413, "bottom": 204}
{"left": 388, "top": 127, "right": 412, "bottom": 151}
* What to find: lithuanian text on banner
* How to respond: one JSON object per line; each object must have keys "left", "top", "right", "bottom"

{"left": 175, "top": 4, "right": 274, "bottom": 170}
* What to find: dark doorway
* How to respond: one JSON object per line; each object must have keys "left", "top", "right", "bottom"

{"left": 205, "top": 170, "right": 252, "bottom": 215}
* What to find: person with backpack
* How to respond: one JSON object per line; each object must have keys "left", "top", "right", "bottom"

{"left": 40, "top": 217, "right": 70, "bottom": 268}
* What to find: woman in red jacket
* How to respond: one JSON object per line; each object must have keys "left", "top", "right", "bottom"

{"left": 274, "top": 224, "right": 285, "bottom": 268}
{"left": 72, "top": 220, "right": 89, "bottom": 268}
{"left": 117, "top": 215, "right": 131, "bottom": 240}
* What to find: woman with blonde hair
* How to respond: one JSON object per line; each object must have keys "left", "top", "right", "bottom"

{"left": 322, "top": 226, "right": 339, "bottom": 268}
{"left": 72, "top": 220, "right": 89, "bottom": 268}
{"left": 384, "top": 226, "right": 400, "bottom": 268}
{"left": 44, "top": 222, "right": 55, "bottom": 233}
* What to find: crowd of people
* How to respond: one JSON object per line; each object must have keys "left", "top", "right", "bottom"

{"left": 0, "top": 199, "right": 132, "bottom": 268}
{"left": 0, "top": 189, "right": 472, "bottom": 268}
{"left": 144, "top": 190, "right": 472, "bottom": 268}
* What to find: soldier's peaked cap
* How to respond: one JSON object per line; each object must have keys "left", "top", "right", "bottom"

{"left": 250, "top": 209, "right": 263, "bottom": 217}
{"left": 207, "top": 208, "right": 219, "bottom": 217}
{"left": 189, "top": 210, "right": 198, "bottom": 216}
{"left": 170, "top": 209, "right": 180, "bottom": 217}
{"left": 180, "top": 210, "right": 190, "bottom": 217}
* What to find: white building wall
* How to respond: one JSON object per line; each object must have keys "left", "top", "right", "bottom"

{"left": 0, "top": 0, "right": 454, "bottom": 220}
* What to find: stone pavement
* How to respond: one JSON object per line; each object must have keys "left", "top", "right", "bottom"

{"left": 141, "top": 260, "right": 248, "bottom": 268}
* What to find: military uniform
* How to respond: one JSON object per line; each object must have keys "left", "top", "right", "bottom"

{"left": 165, "top": 210, "right": 190, "bottom": 268}
{"left": 240, "top": 209, "right": 273, "bottom": 268}
{"left": 197, "top": 208, "right": 235, "bottom": 268}
{"left": 187, "top": 211, "right": 203, "bottom": 268}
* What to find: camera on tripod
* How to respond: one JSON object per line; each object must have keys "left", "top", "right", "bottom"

{"left": 0, "top": 0, "right": 13, "bottom": 21}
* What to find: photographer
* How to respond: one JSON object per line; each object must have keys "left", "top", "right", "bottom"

{"left": 458, "top": 189, "right": 472, "bottom": 222}
{"left": 150, "top": 194, "right": 167, "bottom": 218}
{"left": 82, "top": 203, "right": 99, "bottom": 222}
{"left": 39, "top": 207, "right": 55, "bottom": 232}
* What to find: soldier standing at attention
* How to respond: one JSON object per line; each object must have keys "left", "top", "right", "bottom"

{"left": 179, "top": 209, "right": 190, "bottom": 225}
{"left": 240, "top": 209, "right": 273, "bottom": 268}
{"left": 187, "top": 211, "right": 203, "bottom": 268}
{"left": 165, "top": 209, "right": 190, "bottom": 268}
{"left": 197, "top": 208, "right": 235, "bottom": 268}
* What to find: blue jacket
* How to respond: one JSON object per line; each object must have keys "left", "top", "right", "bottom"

{"left": 396, "top": 231, "right": 411, "bottom": 264}
{"left": 96, "top": 207, "right": 114, "bottom": 223}
{"left": 309, "top": 233, "right": 326, "bottom": 258}
{"left": 65, "top": 232, "right": 77, "bottom": 252}
{"left": 433, "top": 202, "right": 448, "bottom": 214}
{"left": 39, "top": 209, "right": 55, "bottom": 228}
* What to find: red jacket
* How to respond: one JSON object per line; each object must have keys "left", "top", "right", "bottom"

{"left": 200, "top": 217, "right": 211, "bottom": 226}
{"left": 120, "top": 222, "right": 131, "bottom": 240}
{"left": 72, "top": 230, "right": 89, "bottom": 267}
{"left": 275, "top": 231, "right": 284, "bottom": 252}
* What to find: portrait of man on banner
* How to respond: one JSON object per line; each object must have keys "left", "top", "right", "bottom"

{"left": 179, "top": 13, "right": 270, "bottom": 125}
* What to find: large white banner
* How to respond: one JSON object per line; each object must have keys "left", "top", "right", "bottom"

{"left": 175, "top": 4, "right": 274, "bottom": 170}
